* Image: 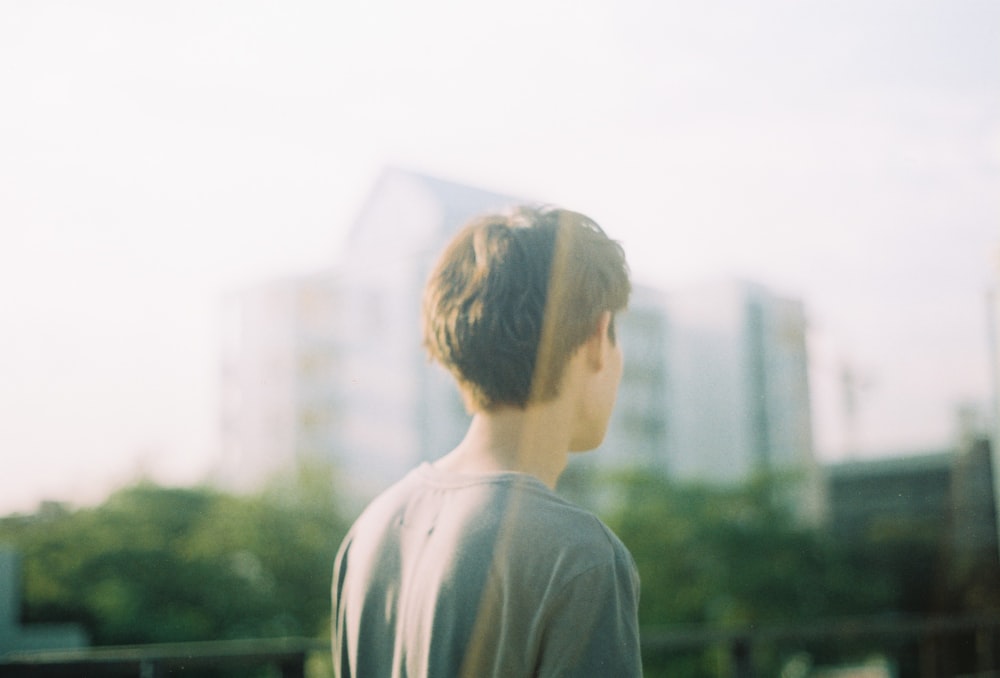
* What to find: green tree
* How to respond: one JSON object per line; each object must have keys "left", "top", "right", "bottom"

{"left": 0, "top": 462, "right": 347, "bottom": 647}
{"left": 594, "top": 469, "right": 898, "bottom": 676}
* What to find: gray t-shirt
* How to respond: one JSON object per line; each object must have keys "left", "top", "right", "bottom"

{"left": 332, "top": 463, "right": 642, "bottom": 677}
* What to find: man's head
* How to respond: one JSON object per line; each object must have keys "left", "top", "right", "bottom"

{"left": 422, "top": 205, "right": 631, "bottom": 414}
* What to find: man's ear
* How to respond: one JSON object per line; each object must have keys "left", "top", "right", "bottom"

{"left": 585, "top": 311, "right": 613, "bottom": 370}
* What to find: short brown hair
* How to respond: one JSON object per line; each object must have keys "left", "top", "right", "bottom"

{"left": 422, "top": 205, "right": 631, "bottom": 411}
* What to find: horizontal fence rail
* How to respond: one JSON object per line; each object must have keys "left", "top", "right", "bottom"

{"left": 641, "top": 613, "right": 1000, "bottom": 650}
{"left": 2, "top": 615, "right": 999, "bottom": 677}
{"left": 0, "top": 637, "right": 328, "bottom": 678}
{"left": 641, "top": 614, "right": 1000, "bottom": 677}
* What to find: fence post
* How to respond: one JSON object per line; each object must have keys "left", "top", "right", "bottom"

{"left": 279, "top": 653, "right": 306, "bottom": 678}
{"left": 139, "top": 658, "right": 162, "bottom": 678}
{"left": 731, "top": 636, "right": 753, "bottom": 678}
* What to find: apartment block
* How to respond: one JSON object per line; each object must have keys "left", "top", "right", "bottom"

{"left": 219, "top": 169, "right": 819, "bottom": 509}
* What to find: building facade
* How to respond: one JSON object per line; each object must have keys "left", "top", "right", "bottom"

{"left": 662, "top": 280, "right": 816, "bottom": 485}
{"left": 219, "top": 169, "right": 517, "bottom": 500}
{"left": 592, "top": 284, "right": 671, "bottom": 472}
{"left": 219, "top": 169, "right": 820, "bottom": 509}
{"left": 825, "top": 439, "right": 999, "bottom": 611}
{"left": 218, "top": 272, "right": 343, "bottom": 491}
{"left": 324, "top": 168, "right": 517, "bottom": 498}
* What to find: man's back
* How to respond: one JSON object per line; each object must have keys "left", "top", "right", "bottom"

{"left": 332, "top": 463, "right": 642, "bottom": 677}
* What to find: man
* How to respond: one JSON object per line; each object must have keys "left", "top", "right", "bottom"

{"left": 331, "top": 206, "right": 641, "bottom": 677}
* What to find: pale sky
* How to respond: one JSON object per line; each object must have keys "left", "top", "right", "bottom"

{"left": 1, "top": 1, "right": 998, "bottom": 514}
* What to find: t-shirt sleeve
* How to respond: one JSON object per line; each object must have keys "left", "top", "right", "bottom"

{"left": 534, "top": 548, "right": 642, "bottom": 677}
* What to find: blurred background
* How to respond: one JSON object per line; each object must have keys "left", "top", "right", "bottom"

{"left": 1, "top": 1, "right": 998, "bottom": 676}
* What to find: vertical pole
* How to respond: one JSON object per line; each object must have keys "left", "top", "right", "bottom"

{"left": 974, "top": 626, "right": 994, "bottom": 673}
{"left": 139, "top": 659, "right": 161, "bottom": 678}
{"left": 731, "top": 636, "right": 754, "bottom": 678}
{"left": 987, "top": 286, "right": 1000, "bottom": 565}
{"left": 279, "top": 653, "right": 306, "bottom": 678}
{"left": 919, "top": 635, "right": 937, "bottom": 678}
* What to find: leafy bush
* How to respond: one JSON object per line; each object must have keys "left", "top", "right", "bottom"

{"left": 0, "top": 463, "right": 346, "bottom": 646}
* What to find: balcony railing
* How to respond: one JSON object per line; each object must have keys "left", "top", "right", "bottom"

{"left": 2, "top": 614, "right": 999, "bottom": 677}
{"left": 0, "top": 637, "right": 327, "bottom": 677}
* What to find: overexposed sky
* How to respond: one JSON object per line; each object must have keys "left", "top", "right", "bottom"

{"left": 1, "top": 0, "right": 998, "bottom": 513}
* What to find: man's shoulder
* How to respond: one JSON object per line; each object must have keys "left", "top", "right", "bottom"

{"left": 485, "top": 480, "right": 633, "bottom": 580}
{"left": 342, "top": 464, "right": 630, "bottom": 568}
{"left": 344, "top": 466, "right": 425, "bottom": 526}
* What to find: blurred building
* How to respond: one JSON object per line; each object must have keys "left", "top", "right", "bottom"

{"left": 218, "top": 273, "right": 343, "bottom": 491}
{"left": 949, "top": 435, "right": 1000, "bottom": 586}
{"left": 823, "top": 436, "right": 999, "bottom": 675}
{"left": 0, "top": 549, "right": 88, "bottom": 654}
{"left": 825, "top": 436, "right": 999, "bottom": 590}
{"left": 990, "top": 260, "right": 1000, "bottom": 558}
{"left": 586, "top": 280, "right": 819, "bottom": 496}
{"left": 663, "top": 280, "right": 817, "bottom": 485}
{"left": 324, "top": 168, "right": 516, "bottom": 499}
{"left": 826, "top": 449, "right": 954, "bottom": 544}
{"left": 581, "top": 283, "right": 671, "bottom": 473}
{"left": 219, "top": 168, "right": 515, "bottom": 499}
{"left": 219, "top": 168, "right": 820, "bottom": 509}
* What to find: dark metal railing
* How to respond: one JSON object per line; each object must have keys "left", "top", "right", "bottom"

{"left": 2, "top": 615, "right": 999, "bottom": 677}
{"left": 641, "top": 614, "right": 1000, "bottom": 677}
{"left": 0, "top": 636, "right": 327, "bottom": 677}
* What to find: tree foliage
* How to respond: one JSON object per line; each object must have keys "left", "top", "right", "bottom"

{"left": 0, "top": 463, "right": 347, "bottom": 646}
{"left": 4, "top": 459, "right": 993, "bottom": 675}
{"left": 592, "top": 469, "right": 909, "bottom": 676}
{"left": 598, "top": 469, "right": 898, "bottom": 630}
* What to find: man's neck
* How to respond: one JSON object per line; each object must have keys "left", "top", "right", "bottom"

{"left": 433, "top": 403, "right": 573, "bottom": 489}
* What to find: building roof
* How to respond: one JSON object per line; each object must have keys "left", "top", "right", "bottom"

{"left": 826, "top": 450, "right": 953, "bottom": 479}
{"left": 344, "top": 166, "right": 523, "bottom": 247}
